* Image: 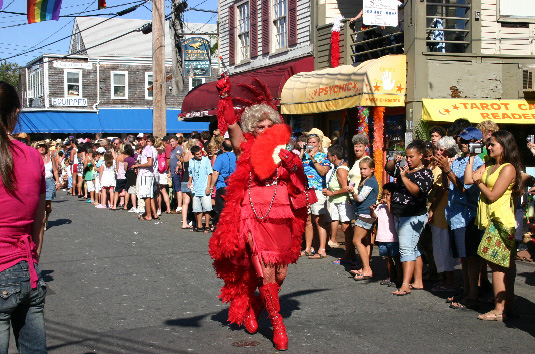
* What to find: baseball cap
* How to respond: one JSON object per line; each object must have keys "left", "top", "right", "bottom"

{"left": 96, "top": 147, "right": 106, "bottom": 154}
{"left": 457, "top": 127, "right": 482, "bottom": 141}
{"left": 137, "top": 133, "right": 146, "bottom": 139}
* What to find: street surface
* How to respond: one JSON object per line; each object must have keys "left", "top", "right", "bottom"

{"left": 10, "top": 191, "right": 535, "bottom": 353}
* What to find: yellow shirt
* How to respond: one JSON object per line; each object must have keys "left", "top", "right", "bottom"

{"left": 476, "top": 163, "right": 516, "bottom": 230}
{"left": 428, "top": 166, "right": 448, "bottom": 229}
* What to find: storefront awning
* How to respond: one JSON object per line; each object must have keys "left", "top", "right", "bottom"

{"left": 15, "top": 109, "right": 209, "bottom": 134}
{"left": 280, "top": 55, "right": 406, "bottom": 115}
{"left": 422, "top": 99, "right": 535, "bottom": 124}
{"left": 179, "top": 56, "right": 314, "bottom": 118}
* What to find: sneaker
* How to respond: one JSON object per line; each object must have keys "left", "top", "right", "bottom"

{"left": 176, "top": 207, "right": 182, "bottom": 213}
{"left": 128, "top": 207, "right": 137, "bottom": 213}
{"left": 86, "top": 199, "right": 93, "bottom": 203}
{"left": 95, "top": 205, "right": 107, "bottom": 209}
{"left": 157, "top": 209, "right": 162, "bottom": 216}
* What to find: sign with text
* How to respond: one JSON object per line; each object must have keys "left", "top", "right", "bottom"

{"left": 422, "top": 99, "right": 535, "bottom": 124}
{"left": 363, "top": 0, "right": 399, "bottom": 27}
{"left": 53, "top": 61, "right": 93, "bottom": 70}
{"left": 182, "top": 37, "right": 211, "bottom": 78}
{"left": 51, "top": 97, "right": 88, "bottom": 107}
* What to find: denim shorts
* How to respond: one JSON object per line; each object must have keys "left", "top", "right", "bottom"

{"left": 377, "top": 241, "right": 400, "bottom": 257}
{"left": 192, "top": 195, "right": 212, "bottom": 213}
{"left": 395, "top": 214, "right": 427, "bottom": 262}
{"left": 354, "top": 214, "right": 375, "bottom": 230}
{"left": 181, "top": 181, "right": 191, "bottom": 193}
{"left": 171, "top": 173, "right": 182, "bottom": 192}
{"left": 45, "top": 178, "right": 56, "bottom": 201}
{"left": 0, "top": 261, "right": 47, "bottom": 354}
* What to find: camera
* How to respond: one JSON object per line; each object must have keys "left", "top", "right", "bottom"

{"left": 527, "top": 135, "right": 535, "bottom": 144}
{"left": 398, "top": 158, "right": 407, "bottom": 168}
{"left": 469, "top": 143, "right": 483, "bottom": 154}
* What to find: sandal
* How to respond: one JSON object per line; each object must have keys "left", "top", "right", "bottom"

{"left": 393, "top": 290, "right": 411, "bottom": 296}
{"left": 450, "top": 298, "right": 480, "bottom": 311}
{"left": 308, "top": 253, "right": 327, "bottom": 259}
{"left": 190, "top": 226, "right": 203, "bottom": 232}
{"left": 409, "top": 284, "right": 424, "bottom": 290}
{"left": 478, "top": 311, "right": 505, "bottom": 322}
{"left": 204, "top": 226, "right": 215, "bottom": 233}
{"left": 300, "top": 250, "right": 314, "bottom": 257}
{"left": 353, "top": 273, "right": 373, "bottom": 281}
{"left": 137, "top": 215, "right": 152, "bottom": 221}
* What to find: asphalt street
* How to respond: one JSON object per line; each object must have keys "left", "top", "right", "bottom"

{"left": 9, "top": 191, "right": 535, "bottom": 353}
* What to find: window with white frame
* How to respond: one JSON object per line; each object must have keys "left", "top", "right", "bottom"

{"left": 28, "top": 69, "right": 44, "bottom": 99}
{"left": 65, "top": 70, "right": 82, "bottom": 97}
{"left": 111, "top": 71, "right": 128, "bottom": 99}
{"left": 237, "top": 2, "right": 250, "bottom": 62}
{"left": 145, "top": 72, "right": 153, "bottom": 99}
{"left": 272, "top": 0, "right": 287, "bottom": 51}
{"left": 189, "top": 77, "right": 205, "bottom": 91}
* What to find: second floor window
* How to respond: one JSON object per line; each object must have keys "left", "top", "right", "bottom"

{"left": 237, "top": 2, "right": 250, "bottom": 62}
{"left": 190, "top": 77, "right": 205, "bottom": 91}
{"left": 273, "top": 0, "right": 287, "bottom": 51}
{"left": 111, "top": 71, "right": 128, "bottom": 99}
{"left": 65, "top": 70, "right": 82, "bottom": 97}
{"left": 145, "top": 72, "right": 153, "bottom": 100}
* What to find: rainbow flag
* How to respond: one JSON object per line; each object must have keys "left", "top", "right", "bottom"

{"left": 98, "top": 0, "right": 106, "bottom": 10}
{"left": 27, "top": 0, "right": 63, "bottom": 24}
{"left": 0, "top": 1, "right": 3, "bottom": 10}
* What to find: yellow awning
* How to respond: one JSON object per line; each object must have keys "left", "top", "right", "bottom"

{"left": 422, "top": 98, "right": 535, "bottom": 124}
{"left": 280, "top": 55, "right": 406, "bottom": 115}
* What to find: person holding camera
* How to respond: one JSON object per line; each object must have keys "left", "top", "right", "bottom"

{"left": 433, "top": 127, "right": 484, "bottom": 309}
{"left": 301, "top": 132, "right": 331, "bottom": 259}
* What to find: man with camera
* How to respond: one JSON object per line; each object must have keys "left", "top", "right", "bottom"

{"left": 433, "top": 127, "right": 484, "bottom": 309}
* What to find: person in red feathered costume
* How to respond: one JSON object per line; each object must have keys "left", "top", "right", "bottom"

{"left": 208, "top": 75, "right": 315, "bottom": 351}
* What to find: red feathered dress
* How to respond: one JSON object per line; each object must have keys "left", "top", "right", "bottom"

{"left": 208, "top": 133, "right": 307, "bottom": 326}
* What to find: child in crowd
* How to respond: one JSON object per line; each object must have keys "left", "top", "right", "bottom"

{"left": 187, "top": 145, "right": 213, "bottom": 232}
{"left": 348, "top": 156, "right": 379, "bottom": 280}
{"left": 97, "top": 151, "right": 116, "bottom": 209}
{"left": 84, "top": 153, "right": 96, "bottom": 204}
{"left": 156, "top": 141, "right": 171, "bottom": 215}
{"left": 94, "top": 150, "right": 104, "bottom": 205}
{"left": 64, "top": 158, "right": 72, "bottom": 193}
{"left": 370, "top": 183, "right": 402, "bottom": 287}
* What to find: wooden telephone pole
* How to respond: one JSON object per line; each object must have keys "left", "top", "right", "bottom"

{"left": 152, "top": 0, "right": 166, "bottom": 136}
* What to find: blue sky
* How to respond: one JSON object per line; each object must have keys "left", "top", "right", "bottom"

{"left": 0, "top": 0, "right": 217, "bottom": 66}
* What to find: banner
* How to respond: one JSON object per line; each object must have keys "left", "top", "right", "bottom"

{"left": 422, "top": 99, "right": 535, "bottom": 124}
{"left": 27, "top": 0, "right": 63, "bottom": 24}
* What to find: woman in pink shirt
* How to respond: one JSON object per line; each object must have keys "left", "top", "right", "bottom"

{"left": 0, "top": 81, "right": 47, "bottom": 354}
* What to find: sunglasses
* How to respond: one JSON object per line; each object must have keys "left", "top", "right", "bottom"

{"left": 307, "top": 134, "right": 319, "bottom": 138}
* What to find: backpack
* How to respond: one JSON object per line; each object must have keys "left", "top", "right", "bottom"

{"left": 157, "top": 153, "right": 167, "bottom": 174}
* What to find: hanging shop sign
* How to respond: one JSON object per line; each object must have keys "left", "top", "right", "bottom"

{"left": 182, "top": 37, "right": 211, "bottom": 78}
{"left": 422, "top": 99, "right": 535, "bottom": 124}
{"left": 363, "top": 0, "right": 400, "bottom": 27}
{"left": 51, "top": 97, "right": 88, "bottom": 107}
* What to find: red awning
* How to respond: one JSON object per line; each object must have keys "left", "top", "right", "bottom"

{"left": 179, "top": 56, "right": 314, "bottom": 118}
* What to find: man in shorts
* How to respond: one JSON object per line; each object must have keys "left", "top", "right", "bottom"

{"left": 132, "top": 133, "right": 156, "bottom": 220}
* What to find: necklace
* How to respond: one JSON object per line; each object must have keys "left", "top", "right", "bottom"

{"left": 248, "top": 169, "right": 279, "bottom": 220}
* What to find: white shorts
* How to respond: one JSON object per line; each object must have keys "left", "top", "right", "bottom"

{"left": 94, "top": 175, "right": 101, "bottom": 192}
{"left": 192, "top": 195, "right": 212, "bottom": 213}
{"left": 157, "top": 172, "right": 168, "bottom": 185}
{"left": 138, "top": 175, "right": 155, "bottom": 199}
{"left": 328, "top": 202, "right": 354, "bottom": 223}
{"left": 309, "top": 189, "right": 328, "bottom": 216}
{"left": 86, "top": 180, "right": 95, "bottom": 193}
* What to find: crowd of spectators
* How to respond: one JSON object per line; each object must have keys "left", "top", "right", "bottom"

{"left": 20, "top": 118, "right": 535, "bottom": 322}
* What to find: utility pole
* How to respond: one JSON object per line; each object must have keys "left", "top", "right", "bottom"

{"left": 170, "top": 0, "right": 186, "bottom": 94}
{"left": 152, "top": 0, "right": 166, "bottom": 136}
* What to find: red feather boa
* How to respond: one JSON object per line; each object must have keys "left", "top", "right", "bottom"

{"left": 208, "top": 132, "right": 306, "bottom": 325}
{"left": 330, "top": 30, "right": 340, "bottom": 68}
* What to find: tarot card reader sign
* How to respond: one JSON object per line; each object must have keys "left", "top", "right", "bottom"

{"left": 363, "top": 0, "right": 399, "bottom": 27}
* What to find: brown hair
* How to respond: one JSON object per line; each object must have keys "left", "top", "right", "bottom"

{"left": 0, "top": 81, "right": 21, "bottom": 191}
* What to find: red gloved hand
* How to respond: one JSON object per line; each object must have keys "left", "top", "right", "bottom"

{"left": 278, "top": 148, "right": 299, "bottom": 171}
{"left": 216, "top": 74, "right": 231, "bottom": 98}
{"left": 279, "top": 149, "right": 306, "bottom": 189}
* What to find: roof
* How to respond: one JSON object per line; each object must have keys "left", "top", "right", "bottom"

{"left": 72, "top": 17, "right": 217, "bottom": 58}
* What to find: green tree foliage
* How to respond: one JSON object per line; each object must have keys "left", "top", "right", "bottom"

{"left": 0, "top": 61, "right": 19, "bottom": 88}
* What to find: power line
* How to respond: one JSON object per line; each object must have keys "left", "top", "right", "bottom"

{"left": 0, "top": 1, "right": 149, "bottom": 61}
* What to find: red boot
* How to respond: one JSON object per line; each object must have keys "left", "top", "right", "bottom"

{"left": 259, "top": 283, "right": 288, "bottom": 351}
{"left": 244, "top": 295, "right": 263, "bottom": 334}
